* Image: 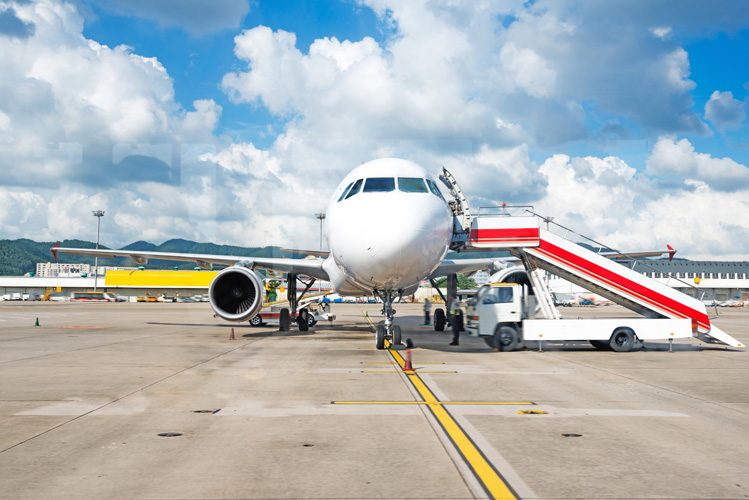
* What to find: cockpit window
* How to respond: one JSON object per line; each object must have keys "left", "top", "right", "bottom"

{"left": 363, "top": 177, "right": 395, "bottom": 192}
{"left": 398, "top": 177, "right": 429, "bottom": 193}
{"left": 426, "top": 179, "right": 446, "bottom": 200}
{"left": 337, "top": 181, "right": 354, "bottom": 202}
{"left": 345, "top": 179, "right": 363, "bottom": 200}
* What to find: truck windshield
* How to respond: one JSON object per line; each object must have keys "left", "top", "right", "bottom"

{"left": 483, "top": 287, "right": 513, "bottom": 304}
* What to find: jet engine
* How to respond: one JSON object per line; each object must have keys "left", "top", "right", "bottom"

{"left": 208, "top": 266, "right": 266, "bottom": 322}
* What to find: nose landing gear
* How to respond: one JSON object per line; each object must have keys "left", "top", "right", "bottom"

{"left": 374, "top": 289, "right": 403, "bottom": 349}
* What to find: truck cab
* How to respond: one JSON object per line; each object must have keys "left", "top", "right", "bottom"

{"left": 466, "top": 283, "right": 540, "bottom": 350}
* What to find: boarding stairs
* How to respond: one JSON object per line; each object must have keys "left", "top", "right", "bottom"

{"left": 464, "top": 208, "right": 742, "bottom": 347}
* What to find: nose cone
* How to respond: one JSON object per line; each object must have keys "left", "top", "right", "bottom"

{"left": 329, "top": 193, "right": 452, "bottom": 290}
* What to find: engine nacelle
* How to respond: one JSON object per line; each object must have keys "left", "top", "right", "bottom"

{"left": 208, "top": 266, "right": 266, "bottom": 322}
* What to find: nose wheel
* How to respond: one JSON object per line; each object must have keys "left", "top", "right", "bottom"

{"left": 374, "top": 290, "right": 403, "bottom": 349}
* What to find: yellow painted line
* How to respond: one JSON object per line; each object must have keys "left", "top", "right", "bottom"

{"left": 362, "top": 370, "right": 457, "bottom": 374}
{"left": 358, "top": 311, "right": 519, "bottom": 500}
{"left": 332, "top": 401, "right": 533, "bottom": 406}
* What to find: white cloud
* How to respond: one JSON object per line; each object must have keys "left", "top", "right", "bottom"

{"left": 498, "top": 42, "right": 556, "bottom": 98}
{"left": 646, "top": 136, "right": 749, "bottom": 192}
{"left": 535, "top": 147, "right": 749, "bottom": 260}
{"left": 704, "top": 90, "right": 747, "bottom": 131}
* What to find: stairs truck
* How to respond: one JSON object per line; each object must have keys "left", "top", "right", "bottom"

{"left": 438, "top": 185, "right": 743, "bottom": 351}
{"left": 465, "top": 281, "right": 698, "bottom": 352}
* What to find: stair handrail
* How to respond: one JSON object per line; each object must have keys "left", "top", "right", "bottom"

{"left": 523, "top": 209, "right": 721, "bottom": 319}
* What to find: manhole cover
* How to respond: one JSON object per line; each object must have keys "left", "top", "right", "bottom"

{"left": 157, "top": 432, "right": 183, "bottom": 437}
{"left": 561, "top": 433, "right": 583, "bottom": 437}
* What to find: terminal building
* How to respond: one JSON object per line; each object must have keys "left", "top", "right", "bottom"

{"left": 1, "top": 259, "right": 747, "bottom": 305}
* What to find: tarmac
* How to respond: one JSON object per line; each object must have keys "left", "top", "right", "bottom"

{"left": 1, "top": 300, "right": 747, "bottom": 500}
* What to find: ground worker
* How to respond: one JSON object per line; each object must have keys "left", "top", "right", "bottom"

{"left": 423, "top": 297, "right": 431, "bottom": 325}
{"left": 449, "top": 297, "right": 463, "bottom": 346}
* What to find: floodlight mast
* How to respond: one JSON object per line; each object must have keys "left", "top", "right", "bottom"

{"left": 315, "top": 213, "right": 326, "bottom": 251}
{"left": 92, "top": 210, "right": 104, "bottom": 290}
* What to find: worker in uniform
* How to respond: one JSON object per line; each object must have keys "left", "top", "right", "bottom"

{"left": 449, "top": 297, "right": 463, "bottom": 346}
{"left": 423, "top": 297, "right": 431, "bottom": 325}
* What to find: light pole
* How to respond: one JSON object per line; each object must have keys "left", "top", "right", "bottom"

{"left": 92, "top": 210, "right": 105, "bottom": 290}
{"left": 315, "top": 213, "right": 326, "bottom": 251}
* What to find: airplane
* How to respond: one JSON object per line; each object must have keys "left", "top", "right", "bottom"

{"left": 51, "top": 158, "right": 677, "bottom": 349}
{"left": 52, "top": 159, "right": 506, "bottom": 349}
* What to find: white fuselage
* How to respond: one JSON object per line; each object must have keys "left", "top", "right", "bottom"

{"left": 323, "top": 159, "right": 453, "bottom": 296}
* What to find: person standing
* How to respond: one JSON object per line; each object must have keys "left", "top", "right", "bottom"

{"left": 449, "top": 297, "right": 463, "bottom": 346}
{"left": 423, "top": 297, "right": 431, "bottom": 325}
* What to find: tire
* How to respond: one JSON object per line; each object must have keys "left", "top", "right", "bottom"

{"left": 249, "top": 315, "right": 263, "bottom": 327}
{"left": 297, "top": 310, "right": 309, "bottom": 332}
{"left": 392, "top": 325, "right": 401, "bottom": 346}
{"left": 589, "top": 340, "right": 611, "bottom": 350}
{"left": 279, "top": 308, "right": 290, "bottom": 331}
{"left": 375, "top": 325, "right": 385, "bottom": 350}
{"left": 609, "top": 328, "right": 635, "bottom": 352}
{"left": 493, "top": 325, "right": 519, "bottom": 352}
{"left": 434, "top": 309, "right": 446, "bottom": 331}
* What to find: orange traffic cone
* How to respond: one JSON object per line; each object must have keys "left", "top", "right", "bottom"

{"left": 402, "top": 349, "right": 414, "bottom": 371}
{"left": 229, "top": 328, "right": 236, "bottom": 340}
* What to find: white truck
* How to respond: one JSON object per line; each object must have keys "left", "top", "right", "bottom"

{"left": 464, "top": 282, "right": 695, "bottom": 352}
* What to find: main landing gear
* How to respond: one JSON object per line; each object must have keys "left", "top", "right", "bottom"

{"left": 374, "top": 289, "right": 402, "bottom": 349}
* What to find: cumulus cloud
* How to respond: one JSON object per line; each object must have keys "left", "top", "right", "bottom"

{"left": 646, "top": 136, "right": 749, "bottom": 192}
{"left": 704, "top": 90, "right": 746, "bottom": 131}
{"left": 535, "top": 147, "right": 749, "bottom": 260}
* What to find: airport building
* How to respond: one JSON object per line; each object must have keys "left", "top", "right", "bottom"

{"left": 0, "top": 259, "right": 746, "bottom": 304}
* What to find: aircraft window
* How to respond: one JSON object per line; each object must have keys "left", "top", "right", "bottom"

{"left": 337, "top": 182, "right": 355, "bottom": 202}
{"left": 398, "top": 177, "right": 429, "bottom": 193}
{"left": 345, "top": 179, "right": 363, "bottom": 200}
{"left": 426, "top": 179, "right": 446, "bottom": 200}
{"left": 363, "top": 177, "right": 395, "bottom": 192}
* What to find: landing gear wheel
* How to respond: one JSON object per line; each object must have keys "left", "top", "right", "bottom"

{"left": 434, "top": 309, "right": 446, "bottom": 331}
{"left": 610, "top": 328, "right": 635, "bottom": 352}
{"left": 493, "top": 325, "right": 519, "bottom": 352}
{"left": 375, "top": 325, "right": 385, "bottom": 350}
{"left": 297, "top": 310, "right": 309, "bottom": 332}
{"left": 392, "top": 325, "right": 402, "bottom": 346}
{"left": 589, "top": 340, "right": 611, "bottom": 350}
{"left": 249, "top": 315, "right": 263, "bottom": 327}
{"left": 279, "top": 308, "right": 290, "bottom": 331}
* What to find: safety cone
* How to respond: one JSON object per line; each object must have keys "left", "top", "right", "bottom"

{"left": 34, "top": 317, "right": 39, "bottom": 327}
{"left": 229, "top": 328, "right": 236, "bottom": 340}
{"left": 402, "top": 349, "right": 414, "bottom": 371}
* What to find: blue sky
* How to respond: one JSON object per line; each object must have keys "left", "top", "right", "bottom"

{"left": 1, "top": 0, "right": 748, "bottom": 259}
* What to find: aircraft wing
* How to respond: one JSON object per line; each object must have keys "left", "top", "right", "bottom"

{"left": 51, "top": 245, "right": 329, "bottom": 281}
{"left": 599, "top": 245, "right": 677, "bottom": 261}
{"left": 429, "top": 258, "right": 510, "bottom": 279}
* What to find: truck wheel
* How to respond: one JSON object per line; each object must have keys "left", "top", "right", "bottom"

{"left": 249, "top": 315, "right": 263, "bottom": 327}
{"left": 375, "top": 325, "right": 386, "bottom": 350}
{"left": 279, "top": 308, "right": 290, "bottom": 331}
{"left": 589, "top": 340, "right": 611, "bottom": 350}
{"left": 392, "top": 325, "right": 402, "bottom": 346}
{"left": 494, "top": 325, "right": 519, "bottom": 352}
{"left": 434, "top": 309, "right": 446, "bottom": 331}
{"left": 610, "top": 328, "right": 635, "bottom": 352}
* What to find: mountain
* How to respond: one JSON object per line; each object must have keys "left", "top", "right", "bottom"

{"left": 0, "top": 238, "right": 293, "bottom": 276}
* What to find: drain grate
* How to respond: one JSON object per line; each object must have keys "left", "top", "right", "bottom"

{"left": 193, "top": 409, "right": 221, "bottom": 414}
{"left": 157, "top": 432, "right": 183, "bottom": 437}
{"left": 561, "top": 433, "right": 583, "bottom": 438}
{"left": 517, "top": 410, "right": 549, "bottom": 415}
